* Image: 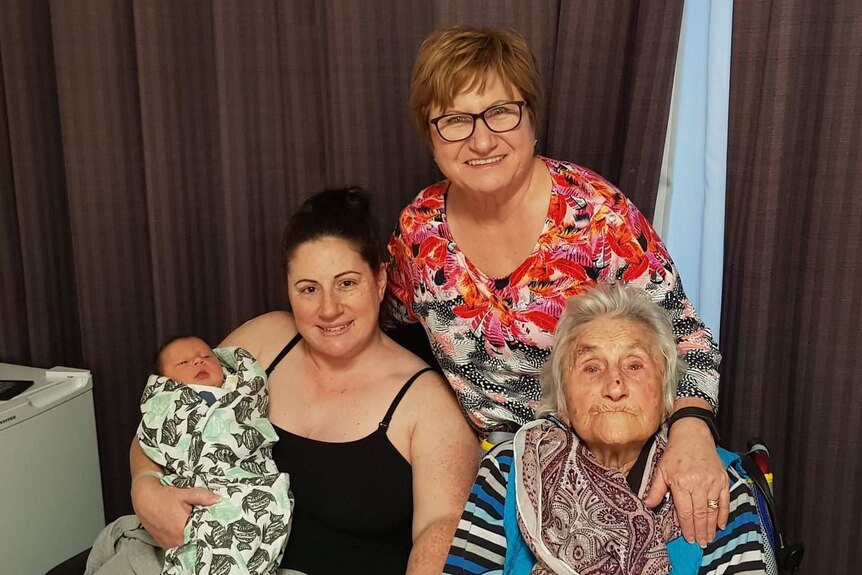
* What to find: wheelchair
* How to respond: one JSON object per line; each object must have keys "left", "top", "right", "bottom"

{"left": 740, "top": 439, "right": 804, "bottom": 573}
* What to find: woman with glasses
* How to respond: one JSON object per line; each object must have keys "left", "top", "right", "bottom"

{"left": 387, "top": 26, "right": 727, "bottom": 548}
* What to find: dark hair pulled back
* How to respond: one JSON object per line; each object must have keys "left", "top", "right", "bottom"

{"left": 153, "top": 334, "right": 204, "bottom": 374}
{"left": 281, "top": 186, "right": 382, "bottom": 277}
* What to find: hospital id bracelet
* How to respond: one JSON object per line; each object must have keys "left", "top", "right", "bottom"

{"left": 131, "top": 470, "right": 165, "bottom": 489}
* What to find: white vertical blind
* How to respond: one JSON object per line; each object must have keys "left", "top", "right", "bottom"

{"left": 654, "top": 0, "right": 733, "bottom": 341}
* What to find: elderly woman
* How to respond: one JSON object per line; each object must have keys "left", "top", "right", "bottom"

{"left": 387, "top": 25, "right": 725, "bottom": 544}
{"left": 443, "top": 284, "right": 775, "bottom": 574}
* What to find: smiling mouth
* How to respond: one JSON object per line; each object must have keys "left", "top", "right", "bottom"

{"left": 319, "top": 320, "right": 355, "bottom": 334}
{"left": 465, "top": 155, "right": 505, "bottom": 167}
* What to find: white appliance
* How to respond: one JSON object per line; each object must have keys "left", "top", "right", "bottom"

{"left": 0, "top": 363, "right": 105, "bottom": 575}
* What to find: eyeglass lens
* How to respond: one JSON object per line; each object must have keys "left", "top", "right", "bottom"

{"left": 435, "top": 102, "right": 523, "bottom": 142}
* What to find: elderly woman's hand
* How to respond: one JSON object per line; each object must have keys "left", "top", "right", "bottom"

{"left": 131, "top": 475, "right": 220, "bottom": 549}
{"left": 644, "top": 416, "right": 729, "bottom": 547}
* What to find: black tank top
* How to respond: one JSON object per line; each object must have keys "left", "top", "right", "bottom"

{"left": 265, "top": 334, "right": 432, "bottom": 575}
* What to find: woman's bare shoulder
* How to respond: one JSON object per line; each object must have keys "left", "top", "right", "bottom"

{"left": 376, "top": 337, "right": 454, "bottom": 408}
{"left": 396, "top": 365, "right": 470, "bottom": 430}
{"left": 402, "top": 368, "right": 479, "bottom": 474}
{"left": 220, "top": 311, "right": 297, "bottom": 362}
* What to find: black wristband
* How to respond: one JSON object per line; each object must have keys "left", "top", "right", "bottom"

{"left": 667, "top": 406, "right": 720, "bottom": 444}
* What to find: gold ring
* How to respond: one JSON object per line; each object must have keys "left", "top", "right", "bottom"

{"left": 707, "top": 499, "right": 720, "bottom": 510}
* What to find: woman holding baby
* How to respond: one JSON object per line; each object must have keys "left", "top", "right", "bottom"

{"left": 130, "top": 188, "right": 478, "bottom": 575}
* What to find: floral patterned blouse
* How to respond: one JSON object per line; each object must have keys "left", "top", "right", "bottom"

{"left": 386, "top": 157, "right": 720, "bottom": 432}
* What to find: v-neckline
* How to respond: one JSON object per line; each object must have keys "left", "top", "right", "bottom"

{"left": 439, "top": 155, "right": 555, "bottom": 291}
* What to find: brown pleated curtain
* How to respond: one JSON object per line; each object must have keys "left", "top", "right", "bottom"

{"left": 720, "top": 1, "right": 862, "bottom": 572}
{"left": 6, "top": 1, "right": 862, "bottom": 572}
{"left": 0, "top": 0, "right": 682, "bottom": 524}
{"left": 6, "top": 1, "right": 862, "bottom": 573}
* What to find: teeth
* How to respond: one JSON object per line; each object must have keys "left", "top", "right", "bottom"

{"left": 321, "top": 321, "right": 352, "bottom": 333}
{"left": 467, "top": 156, "right": 503, "bottom": 166}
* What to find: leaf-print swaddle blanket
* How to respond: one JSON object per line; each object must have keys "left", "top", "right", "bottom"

{"left": 137, "top": 346, "right": 293, "bottom": 575}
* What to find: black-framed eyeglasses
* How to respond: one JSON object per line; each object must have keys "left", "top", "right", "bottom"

{"left": 429, "top": 100, "right": 527, "bottom": 142}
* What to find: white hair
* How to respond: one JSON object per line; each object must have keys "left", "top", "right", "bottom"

{"left": 535, "top": 283, "right": 683, "bottom": 421}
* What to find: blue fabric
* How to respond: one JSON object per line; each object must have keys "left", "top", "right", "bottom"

{"left": 196, "top": 389, "right": 217, "bottom": 405}
{"left": 753, "top": 478, "right": 778, "bottom": 550}
{"left": 659, "top": 0, "right": 734, "bottom": 340}
{"left": 717, "top": 446, "right": 741, "bottom": 467}
{"left": 446, "top": 554, "right": 493, "bottom": 574}
{"left": 701, "top": 527, "right": 762, "bottom": 565}
{"left": 475, "top": 483, "right": 506, "bottom": 517}
{"left": 453, "top": 441, "right": 768, "bottom": 574}
{"left": 667, "top": 536, "right": 702, "bottom": 574}
{"left": 502, "top": 463, "right": 535, "bottom": 575}
{"left": 443, "top": 444, "right": 513, "bottom": 575}
{"left": 665, "top": 447, "right": 741, "bottom": 573}
{"left": 719, "top": 510, "right": 762, "bottom": 535}
{"left": 500, "top": 448, "right": 746, "bottom": 574}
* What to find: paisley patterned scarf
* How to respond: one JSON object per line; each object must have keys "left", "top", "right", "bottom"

{"left": 513, "top": 419, "right": 680, "bottom": 575}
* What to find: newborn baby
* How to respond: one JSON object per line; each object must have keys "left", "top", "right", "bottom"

{"left": 137, "top": 336, "right": 292, "bottom": 575}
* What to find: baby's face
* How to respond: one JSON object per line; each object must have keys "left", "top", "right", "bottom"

{"left": 160, "top": 337, "right": 224, "bottom": 387}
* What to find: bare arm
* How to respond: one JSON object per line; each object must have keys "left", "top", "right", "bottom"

{"left": 130, "top": 435, "right": 162, "bottom": 476}
{"left": 219, "top": 311, "right": 296, "bottom": 366}
{"left": 405, "top": 374, "right": 479, "bottom": 575}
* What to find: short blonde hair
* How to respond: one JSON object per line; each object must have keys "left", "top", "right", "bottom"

{"left": 409, "top": 26, "right": 542, "bottom": 140}
{"left": 536, "top": 283, "right": 683, "bottom": 422}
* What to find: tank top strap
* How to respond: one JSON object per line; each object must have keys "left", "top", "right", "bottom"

{"left": 378, "top": 367, "right": 435, "bottom": 430}
{"left": 265, "top": 332, "right": 303, "bottom": 377}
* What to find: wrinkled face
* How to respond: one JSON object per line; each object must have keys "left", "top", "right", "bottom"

{"left": 428, "top": 73, "right": 536, "bottom": 199}
{"left": 564, "top": 316, "right": 665, "bottom": 456}
{"left": 286, "top": 236, "right": 386, "bottom": 360}
{"left": 160, "top": 337, "right": 224, "bottom": 388}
